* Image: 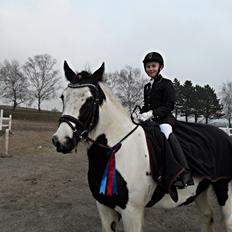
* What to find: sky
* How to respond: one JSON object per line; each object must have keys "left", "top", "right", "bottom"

{"left": 0, "top": 0, "right": 232, "bottom": 110}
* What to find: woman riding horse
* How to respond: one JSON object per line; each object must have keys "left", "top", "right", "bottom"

{"left": 139, "top": 51, "right": 193, "bottom": 188}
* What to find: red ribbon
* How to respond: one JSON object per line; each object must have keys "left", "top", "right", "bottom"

{"left": 106, "top": 154, "right": 115, "bottom": 196}
{"left": 106, "top": 143, "right": 122, "bottom": 196}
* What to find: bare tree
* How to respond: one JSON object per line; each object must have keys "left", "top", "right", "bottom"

{"left": 23, "top": 54, "right": 60, "bottom": 111}
{"left": 105, "top": 66, "right": 145, "bottom": 113}
{"left": 220, "top": 82, "right": 232, "bottom": 127}
{"left": 0, "top": 60, "right": 30, "bottom": 110}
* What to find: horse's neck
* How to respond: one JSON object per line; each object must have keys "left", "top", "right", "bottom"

{"left": 90, "top": 88, "right": 135, "bottom": 145}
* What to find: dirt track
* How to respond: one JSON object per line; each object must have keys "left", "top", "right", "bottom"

{"left": 0, "top": 120, "right": 224, "bottom": 231}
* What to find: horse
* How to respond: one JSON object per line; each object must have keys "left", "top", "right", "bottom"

{"left": 52, "top": 61, "right": 232, "bottom": 232}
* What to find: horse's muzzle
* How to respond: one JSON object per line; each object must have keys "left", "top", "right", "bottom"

{"left": 52, "top": 135, "right": 78, "bottom": 154}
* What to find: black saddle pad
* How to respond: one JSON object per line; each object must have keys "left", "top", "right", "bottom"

{"left": 142, "top": 120, "right": 232, "bottom": 184}
{"left": 174, "top": 121, "right": 232, "bottom": 181}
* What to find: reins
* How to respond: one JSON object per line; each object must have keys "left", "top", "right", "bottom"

{"left": 84, "top": 125, "right": 139, "bottom": 149}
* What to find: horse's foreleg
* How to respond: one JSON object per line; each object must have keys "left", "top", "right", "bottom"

{"left": 195, "top": 190, "right": 213, "bottom": 232}
{"left": 97, "top": 202, "right": 120, "bottom": 232}
{"left": 121, "top": 205, "right": 144, "bottom": 232}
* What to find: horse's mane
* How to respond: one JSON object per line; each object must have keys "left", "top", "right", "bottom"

{"left": 99, "top": 83, "right": 130, "bottom": 117}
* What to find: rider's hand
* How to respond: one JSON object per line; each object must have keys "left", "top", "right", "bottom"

{"left": 137, "top": 110, "right": 153, "bottom": 121}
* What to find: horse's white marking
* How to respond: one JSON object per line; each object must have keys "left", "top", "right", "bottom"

{"left": 63, "top": 86, "right": 92, "bottom": 117}
{"left": 55, "top": 122, "right": 73, "bottom": 143}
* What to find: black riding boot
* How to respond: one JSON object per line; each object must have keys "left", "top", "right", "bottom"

{"left": 168, "top": 133, "right": 194, "bottom": 188}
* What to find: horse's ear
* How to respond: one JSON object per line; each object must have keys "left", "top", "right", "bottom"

{"left": 64, "top": 61, "right": 76, "bottom": 83}
{"left": 91, "top": 62, "right": 105, "bottom": 84}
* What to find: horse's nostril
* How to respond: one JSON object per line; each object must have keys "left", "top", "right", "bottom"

{"left": 52, "top": 135, "right": 59, "bottom": 146}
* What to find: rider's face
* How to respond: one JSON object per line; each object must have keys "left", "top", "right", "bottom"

{"left": 145, "top": 62, "right": 163, "bottom": 78}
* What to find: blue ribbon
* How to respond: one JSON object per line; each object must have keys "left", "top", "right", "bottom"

{"left": 99, "top": 159, "right": 110, "bottom": 194}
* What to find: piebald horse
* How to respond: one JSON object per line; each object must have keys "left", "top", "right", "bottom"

{"left": 52, "top": 62, "right": 232, "bottom": 232}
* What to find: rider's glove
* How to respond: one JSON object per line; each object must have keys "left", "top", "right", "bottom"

{"left": 137, "top": 110, "right": 153, "bottom": 121}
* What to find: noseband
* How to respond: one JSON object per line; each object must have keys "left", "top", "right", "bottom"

{"left": 59, "top": 83, "right": 100, "bottom": 140}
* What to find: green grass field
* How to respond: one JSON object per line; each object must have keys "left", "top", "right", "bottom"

{"left": 0, "top": 105, "right": 61, "bottom": 122}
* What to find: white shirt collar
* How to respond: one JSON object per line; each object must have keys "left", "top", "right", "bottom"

{"left": 149, "top": 78, "right": 154, "bottom": 85}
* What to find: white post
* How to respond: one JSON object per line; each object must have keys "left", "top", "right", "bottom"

{"left": 5, "top": 129, "right": 9, "bottom": 156}
{"left": 9, "top": 115, "right": 12, "bottom": 132}
{"left": 0, "top": 109, "right": 3, "bottom": 131}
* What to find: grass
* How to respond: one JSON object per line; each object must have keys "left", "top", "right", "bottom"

{"left": 0, "top": 105, "right": 61, "bottom": 122}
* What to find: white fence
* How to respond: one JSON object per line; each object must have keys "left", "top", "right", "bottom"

{"left": 0, "top": 109, "right": 12, "bottom": 131}
{"left": 219, "top": 127, "right": 232, "bottom": 136}
{"left": 0, "top": 109, "right": 12, "bottom": 156}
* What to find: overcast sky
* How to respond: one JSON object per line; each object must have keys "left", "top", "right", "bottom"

{"left": 0, "top": 0, "right": 231, "bottom": 109}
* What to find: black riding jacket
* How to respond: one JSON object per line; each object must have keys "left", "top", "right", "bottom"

{"left": 141, "top": 74, "right": 176, "bottom": 125}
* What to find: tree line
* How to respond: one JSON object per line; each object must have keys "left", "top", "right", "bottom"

{"left": 0, "top": 55, "right": 231, "bottom": 126}
{"left": 104, "top": 68, "right": 232, "bottom": 126}
{"left": 173, "top": 79, "right": 222, "bottom": 124}
{"left": 174, "top": 79, "right": 231, "bottom": 126}
{"left": 0, "top": 54, "right": 60, "bottom": 111}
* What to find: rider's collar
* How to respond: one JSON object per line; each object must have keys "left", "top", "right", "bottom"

{"left": 149, "top": 78, "right": 154, "bottom": 85}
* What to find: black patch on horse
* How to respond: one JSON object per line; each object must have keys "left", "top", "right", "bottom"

{"left": 212, "top": 178, "right": 231, "bottom": 206}
{"left": 182, "top": 178, "right": 231, "bottom": 207}
{"left": 78, "top": 96, "right": 100, "bottom": 131}
{"left": 179, "top": 179, "right": 211, "bottom": 206}
{"left": 87, "top": 134, "right": 129, "bottom": 209}
{"left": 146, "top": 185, "right": 167, "bottom": 207}
{"left": 73, "top": 71, "right": 106, "bottom": 106}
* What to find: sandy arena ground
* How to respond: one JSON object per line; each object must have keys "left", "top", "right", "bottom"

{"left": 0, "top": 120, "right": 225, "bottom": 232}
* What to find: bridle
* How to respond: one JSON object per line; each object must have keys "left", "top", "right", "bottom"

{"left": 59, "top": 82, "right": 139, "bottom": 149}
{"left": 59, "top": 83, "right": 100, "bottom": 140}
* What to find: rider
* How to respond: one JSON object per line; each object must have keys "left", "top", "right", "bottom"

{"left": 139, "top": 51, "right": 194, "bottom": 188}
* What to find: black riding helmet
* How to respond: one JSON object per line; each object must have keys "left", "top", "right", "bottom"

{"left": 143, "top": 52, "right": 164, "bottom": 67}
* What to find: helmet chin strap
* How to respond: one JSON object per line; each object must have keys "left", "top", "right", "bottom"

{"left": 156, "top": 65, "right": 163, "bottom": 76}
{"left": 156, "top": 68, "right": 161, "bottom": 78}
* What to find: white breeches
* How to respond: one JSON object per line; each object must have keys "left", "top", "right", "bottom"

{"left": 159, "top": 123, "right": 173, "bottom": 139}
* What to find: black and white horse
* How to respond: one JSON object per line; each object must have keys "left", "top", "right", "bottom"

{"left": 52, "top": 62, "right": 232, "bottom": 232}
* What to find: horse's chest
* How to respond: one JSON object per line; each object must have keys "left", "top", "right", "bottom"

{"left": 87, "top": 135, "right": 129, "bottom": 209}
